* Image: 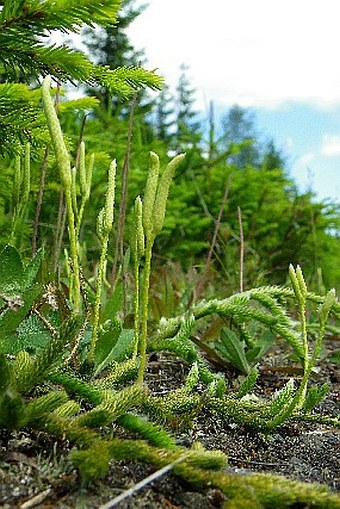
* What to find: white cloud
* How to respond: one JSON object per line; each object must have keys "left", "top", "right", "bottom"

{"left": 129, "top": 0, "right": 340, "bottom": 108}
{"left": 283, "top": 137, "right": 294, "bottom": 152}
{"left": 298, "top": 152, "right": 315, "bottom": 166}
{"left": 321, "top": 134, "right": 340, "bottom": 156}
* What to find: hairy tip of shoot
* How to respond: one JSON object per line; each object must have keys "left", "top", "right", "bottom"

{"left": 153, "top": 153, "right": 185, "bottom": 236}
{"left": 295, "top": 265, "right": 307, "bottom": 299}
{"left": 42, "top": 76, "right": 71, "bottom": 189}
{"left": 319, "top": 288, "right": 336, "bottom": 324}
{"left": 103, "top": 159, "right": 117, "bottom": 234}
{"left": 96, "top": 207, "right": 105, "bottom": 241}
{"left": 142, "top": 151, "right": 160, "bottom": 238}
{"left": 289, "top": 264, "right": 301, "bottom": 301}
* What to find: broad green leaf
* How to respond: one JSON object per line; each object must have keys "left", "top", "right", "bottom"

{"left": 16, "top": 313, "right": 55, "bottom": 353}
{"left": 0, "top": 284, "right": 42, "bottom": 353}
{"left": 94, "top": 329, "right": 134, "bottom": 377}
{"left": 22, "top": 248, "right": 43, "bottom": 291}
{"left": 245, "top": 331, "right": 274, "bottom": 366}
{"left": 102, "top": 284, "right": 124, "bottom": 322}
{"left": 0, "top": 245, "right": 24, "bottom": 294}
{"left": 216, "top": 328, "right": 250, "bottom": 374}
{"left": 0, "top": 388, "right": 26, "bottom": 429}
{"left": 0, "top": 245, "right": 43, "bottom": 296}
{"left": 93, "top": 318, "right": 122, "bottom": 366}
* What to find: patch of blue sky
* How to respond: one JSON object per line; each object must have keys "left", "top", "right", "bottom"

{"left": 254, "top": 104, "right": 340, "bottom": 203}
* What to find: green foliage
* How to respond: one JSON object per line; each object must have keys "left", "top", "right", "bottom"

{"left": 14, "top": 314, "right": 83, "bottom": 394}
{"left": 236, "top": 368, "right": 259, "bottom": 398}
{"left": 93, "top": 327, "right": 135, "bottom": 375}
{"left": 0, "top": 245, "right": 43, "bottom": 351}
{"left": 117, "top": 413, "right": 177, "bottom": 449}
{"left": 303, "top": 383, "right": 331, "bottom": 412}
{"left": 174, "top": 63, "right": 201, "bottom": 148}
{"left": 0, "top": 158, "right": 339, "bottom": 509}
{"left": 0, "top": 244, "right": 42, "bottom": 294}
{"left": 0, "top": 0, "right": 162, "bottom": 153}
{"left": 221, "top": 105, "right": 261, "bottom": 168}
{"left": 0, "top": 6, "right": 339, "bottom": 505}
{"left": 0, "top": 84, "right": 46, "bottom": 155}
{"left": 216, "top": 327, "right": 274, "bottom": 374}
{"left": 0, "top": 0, "right": 154, "bottom": 88}
{"left": 149, "top": 280, "right": 339, "bottom": 431}
{"left": 82, "top": 0, "right": 146, "bottom": 111}
{"left": 2, "top": 155, "right": 335, "bottom": 496}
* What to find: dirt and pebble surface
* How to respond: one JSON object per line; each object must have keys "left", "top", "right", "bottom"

{"left": 0, "top": 344, "right": 339, "bottom": 509}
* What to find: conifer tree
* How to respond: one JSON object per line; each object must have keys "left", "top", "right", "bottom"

{"left": 154, "top": 84, "right": 175, "bottom": 142}
{"left": 174, "top": 64, "right": 201, "bottom": 149}
{"left": 221, "top": 105, "right": 260, "bottom": 168}
{"left": 0, "top": 0, "right": 162, "bottom": 152}
{"left": 83, "top": 0, "right": 144, "bottom": 69}
{"left": 82, "top": 0, "right": 146, "bottom": 112}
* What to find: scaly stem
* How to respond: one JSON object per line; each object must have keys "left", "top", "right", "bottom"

{"left": 300, "top": 301, "right": 309, "bottom": 372}
{"left": 64, "top": 187, "right": 81, "bottom": 311}
{"left": 137, "top": 239, "right": 153, "bottom": 383}
{"left": 88, "top": 236, "right": 109, "bottom": 362}
{"left": 296, "top": 298, "right": 308, "bottom": 408}
{"left": 131, "top": 196, "right": 145, "bottom": 360}
{"left": 133, "top": 260, "right": 140, "bottom": 359}
{"left": 88, "top": 160, "right": 116, "bottom": 363}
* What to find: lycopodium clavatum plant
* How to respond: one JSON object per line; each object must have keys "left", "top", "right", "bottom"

{"left": 89, "top": 158, "right": 117, "bottom": 361}
{"left": 0, "top": 74, "right": 339, "bottom": 509}
{"left": 135, "top": 151, "right": 185, "bottom": 383}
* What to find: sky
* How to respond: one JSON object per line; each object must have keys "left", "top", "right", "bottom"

{"left": 127, "top": 0, "right": 340, "bottom": 203}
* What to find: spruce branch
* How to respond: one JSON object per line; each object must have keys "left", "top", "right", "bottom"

{"left": 1, "top": 0, "right": 122, "bottom": 34}
{"left": 0, "top": 83, "right": 46, "bottom": 154}
{"left": 0, "top": 0, "right": 163, "bottom": 92}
